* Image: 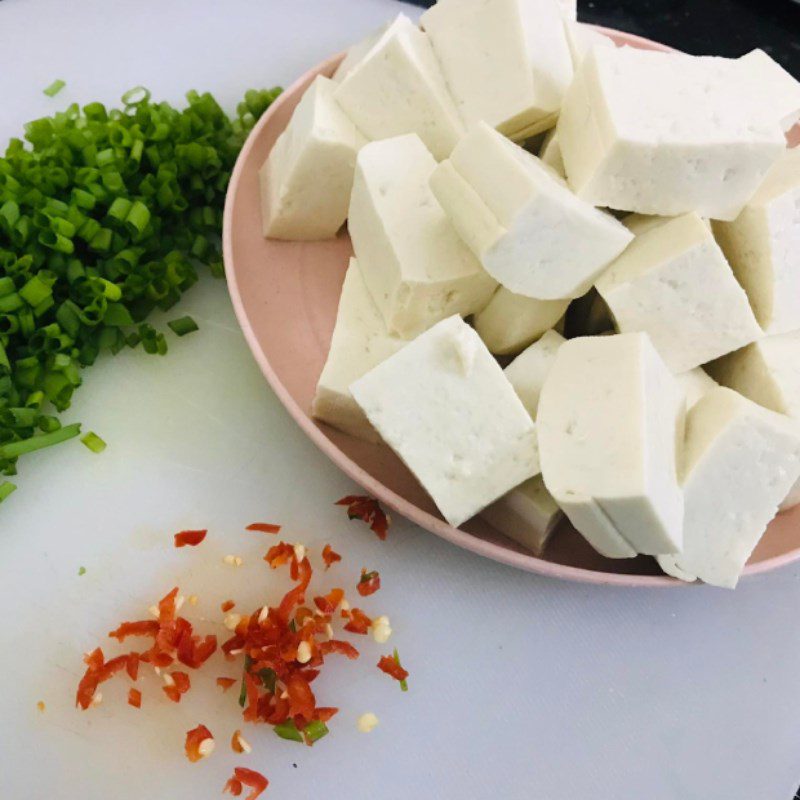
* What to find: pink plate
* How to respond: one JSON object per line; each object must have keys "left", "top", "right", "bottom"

{"left": 223, "top": 26, "right": 800, "bottom": 586}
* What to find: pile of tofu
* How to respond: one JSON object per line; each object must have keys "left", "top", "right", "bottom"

{"left": 258, "top": 0, "right": 800, "bottom": 588}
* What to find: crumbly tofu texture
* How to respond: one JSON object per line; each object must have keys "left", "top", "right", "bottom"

{"left": 348, "top": 134, "right": 496, "bottom": 339}
{"left": 557, "top": 47, "right": 786, "bottom": 220}
{"left": 596, "top": 213, "right": 762, "bottom": 373}
{"left": 658, "top": 387, "right": 800, "bottom": 588}
{"left": 481, "top": 475, "right": 562, "bottom": 554}
{"left": 504, "top": 329, "right": 566, "bottom": 418}
{"left": 537, "top": 332, "right": 684, "bottom": 558}
{"left": 474, "top": 288, "right": 568, "bottom": 356}
{"left": 430, "top": 122, "right": 633, "bottom": 300}
{"left": 421, "top": 0, "right": 573, "bottom": 138}
{"left": 334, "top": 14, "right": 464, "bottom": 161}
{"left": 260, "top": 76, "right": 366, "bottom": 241}
{"left": 713, "top": 149, "right": 800, "bottom": 336}
{"left": 311, "top": 259, "right": 406, "bottom": 442}
{"left": 350, "top": 316, "right": 540, "bottom": 528}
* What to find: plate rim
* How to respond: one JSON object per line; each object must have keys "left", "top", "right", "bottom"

{"left": 222, "top": 27, "right": 800, "bottom": 588}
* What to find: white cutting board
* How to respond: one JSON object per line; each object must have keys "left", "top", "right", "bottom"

{"left": 3, "top": 2, "right": 800, "bottom": 799}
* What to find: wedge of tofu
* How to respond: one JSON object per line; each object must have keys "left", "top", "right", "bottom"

{"left": 537, "top": 332, "right": 684, "bottom": 558}
{"left": 348, "top": 134, "right": 496, "bottom": 339}
{"left": 503, "top": 329, "right": 566, "bottom": 418}
{"left": 557, "top": 47, "right": 787, "bottom": 220}
{"left": 481, "top": 475, "right": 562, "bottom": 554}
{"left": 736, "top": 49, "right": 800, "bottom": 132}
{"left": 430, "top": 122, "right": 633, "bottom": 300}
{"left": 334, "top": 14, "right": 464, "bottom": 161}
{"left": 563, "top": 21, "right": 614, "bottom": 71}
{"left": 473, "top": 288, "right": 568, "bottom": 356}
{"left": 421, "top": 0, "right": 573, "bottom": 139}
{"left": 596, "top": 213, "right": 762, "bottom": 373}
{"left": 676, "top": 368, "right": 718, "bottom": 411}
{"left": 350, "top": 316, "right": 540, "bottom": 528}
{"left": 259, "top": 76, "right": 366, "bottom": 240}
{"left": 311, "top": 259, "right": 406, "bottom": 441}
{"left": 713, "top": 149, "right": 800, "bottom": 336}
{"left": 706, "top": 331, "right": 800, "bottom": 511}
{"left": 538, "top": 129, "right": 565, "bottom": 178}
{"left": 658, "top": 387, "right": 800, "bottom": 588}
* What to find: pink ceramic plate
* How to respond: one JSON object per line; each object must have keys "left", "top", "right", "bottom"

{"left": 223, "top": 26, "right": 800, "bottom": 587}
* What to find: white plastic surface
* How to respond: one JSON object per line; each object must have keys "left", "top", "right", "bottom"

{"left": 1, "top": 2, "right": 800, "bottom": 799}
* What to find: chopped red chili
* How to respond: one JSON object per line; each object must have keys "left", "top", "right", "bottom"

{"left": 335, "top": 495, "right": 390, "bottom": 540}
{"left": 246, "top": 523, "right": 281, "bottom": 534}
{"left": 221, "top": 600, "right": 236, "bottom": 613}
{"left": 357, "top": 569, "right": 381, "bottom": 597}
{"left": 377, "top": 654, "right": 409, "bottom": 683}
{"left": 128, "top": 688, "right": 142, "bottom": 709}
{"left": 174, "top": 529, "right": 208, "bottom": 548}
{"left": 185, "top": 724, "right": 214, "bottom": 763}
{"left": 343, "top": 607, "right": 372, "bottom": 636}
{"left": 216, "top": 677, "right": 237, "bottom": 691}
{"left": 321, "top": 544, "right": 341, "bottom": 570}
{"left": 225, "top": 767, "right": 268, "bottom": 799}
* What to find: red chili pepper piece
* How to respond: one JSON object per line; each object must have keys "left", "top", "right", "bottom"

{"left": 318, "top": 640, "right": 359, "bottom": 660}
{"left": 224, "top": 778, "right": 243, "bottom": 797}
{"left": 233, "top": 767, "right": 269, "bottom": 800}
{"left": 221, "top": 600, "right": 236, "bottom": 613}
{"left": 335, "top": 495, "right": 390, "bottom": 540}
{"left": 343, "top": 607, "right": 372, "bottom": 635}
{"left": 313, "top": 587, "right": 343, "bottom": 615}
{"left": 246, "top": 523, "right": 281, "bottom": 534}
{"left": 321, "top": 544, "right": 341, "bottom": 569}
{"left": 357, "top": 569, "right": 381, "bottom": 597}
{"left": 377, "top": 654, "right": 409, "bottom": 682}
{"left": 185, "top": 724, "right": 214, "bottom": 763}
{"left": 216, "top": 677, "right": 237, "bottom": 691}
{"left": 174, "top": 529, "right": 208, "bottom": 548}
{"left": 128, "top": 688, "right": 142, "bottom": 708}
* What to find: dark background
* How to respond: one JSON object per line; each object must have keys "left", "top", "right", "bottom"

{"left": 406, "top": 0, "right": 800, "bottom": 76}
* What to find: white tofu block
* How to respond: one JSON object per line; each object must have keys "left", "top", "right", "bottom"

{"left": 676, "top": 368, "right": 717, "bottom": 410}
{"left": 334, "top": 15, "right": 464, "bottom": 161}
{"left": 473, "top": 288, "right": 568, "bottom": 355}
{"left": 421, "top": 0, "right": 573, "bottom": 138}
{"left": 351, "top": 316, "right": 540, "bottom": 527}
{"left": 713, "top": 149, "right": 800, "bottom": 336}
{"left": 658, "top": 388, "right": 800, "bottom": 588}
{"left": 557, "top": 47, "right": 786, "bottom": 220}
{"left": 332, "top": 21, "right": 391, "bottom": 83}
{"left": 311, "top": 259, "right": 405, "bottom": 441}
{"left": 481, "top": 475, "right": 563, "bottom": 554}
{"left": 504, "top": 329, "right": 566, "bottom": 418}
{"left": 538, "top": 129, "right": 565, "bottom": 178}
{"left": 564, "top": 21, "right": 614, "bottom": 71}
{"left": 596, "top": 213, "right": 762, "bottom": 373}
{"left": 430, "top": 122, "right": 633, "bottom": 300}
{"left": 537, "top": 332, "right": 684, "bottom": 558}
{"left": 706, "top": 331, "right": 800, "bottom": 420}
{"left": 349, "top": 134, "right": 496, "bottom": 339}
{"left": 260, "top": 76, "right": 366, "bottom": 240}
{"left": 557, "top": 0, "right": 577, "bottom": 20}
{"left": 737, "top": 49, "right": 800, "bottom": 132}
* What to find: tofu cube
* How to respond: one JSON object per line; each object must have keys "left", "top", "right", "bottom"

{"left": 334, "top": 15, "right": 464, "bottom": 161}
{"left": 737, "top": 49, "right": 800, "bottom": 132}
{"left": 596, "top": 213, "right": 762, "bottom": 373}
{"left": 557, "top": 47, "right": 787, "bottom": 220}
{"left": 311, "top": 259, "right": 406, "bottom": 441}
{"left": 430, "top": 122, "right": 633, "bottom": 300}
{"left": 537, "top": 332, "right": 685, "bottom": 558}
{"left": 348, "top": 134, "right": 496, "bottom": 339}
{"left": 504, "top": 329, "right": 566, "bottom": 418}
{"left": 421, "top": 0, "right": 573, "bottom": 138}
{"left": 676, "top": 368, "right": 718, "bottom": 411}
{"left": 564, "top": 21, "right": 614, "bottom": 71}
{"left": 481, "top": 475, "right": 562, "bottom": 554}
{"left": 260, "top": 76, "right": 366, "bottom": 240}
{"left": 713, "top": 149, "right": 800, "bottom": 336}
{"left": 350, "top": 316, "right": 540, "bottom": 527}
{"left": 474, "top": 288, "right": 568, "bottom": 355}
{"left": 658, "top": 387, "right": 800, "bottom": 588}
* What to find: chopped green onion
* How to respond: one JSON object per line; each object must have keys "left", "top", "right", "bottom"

{"left": 81, "top": 431, "right": 106, "bottom": 453}
{"left": 0, "top": 423, "right": 80, "bottom": 459}
{"left": 0, "top": 481, "right": 17, "bottom": 503}
{"left": 78, "top": 566, "right": 86, "bottom": 576}
{"left": 303, "top": 720, "right": 329, "bottom": 744}
{"left": 238, "top": 655, "right": 253, "bottom": 708}
{"left": 394, "top": 648, "right": 408, "bottom": 692}
{"left": 273, "top": 720, "right": 304, "bottom": 743}
{"left": 167, "top": 316, "right": 198, "bottom": 337}
{"left": 43, "top": 79, "right": 66, "bottom": 98}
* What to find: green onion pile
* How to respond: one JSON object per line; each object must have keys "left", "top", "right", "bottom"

{"left": 0, "top": 84, "right": 281, "bottom": 500}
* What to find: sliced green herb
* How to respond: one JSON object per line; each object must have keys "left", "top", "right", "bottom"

{"left": 0, "top": 423, "right": 81, "bottom": 459}
{"left": 43, "top": 79, "right": 66, "bottom": 97}
{"left": 78, "top": 566, "right": 86, "bottom": 576}
{"left": 394, "top": 648, "right": 408, "bottom": 692}
{"left": 274, "top": 719, "right": 303, "bottom": 743}
{"left": 238, "top": 654, "right": 253, "bottom": 708}
{"left": 167, "top": 315, "right": 199, "bottom": 337}
{"left": 81, "top": 431, "right": 106, "bottom": 453}
{"left": 0, "top": 481, "right": 17, "bottom": 503}
{"left": 303, "top": 720, "right": 329, "bottom": 744}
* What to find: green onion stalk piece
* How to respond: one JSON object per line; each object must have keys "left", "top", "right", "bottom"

{"left": 81, "top": 431, "right": 106, "bottom": 453}
{"left": 43, "top": 79, "right": 66, "bottom": 97}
